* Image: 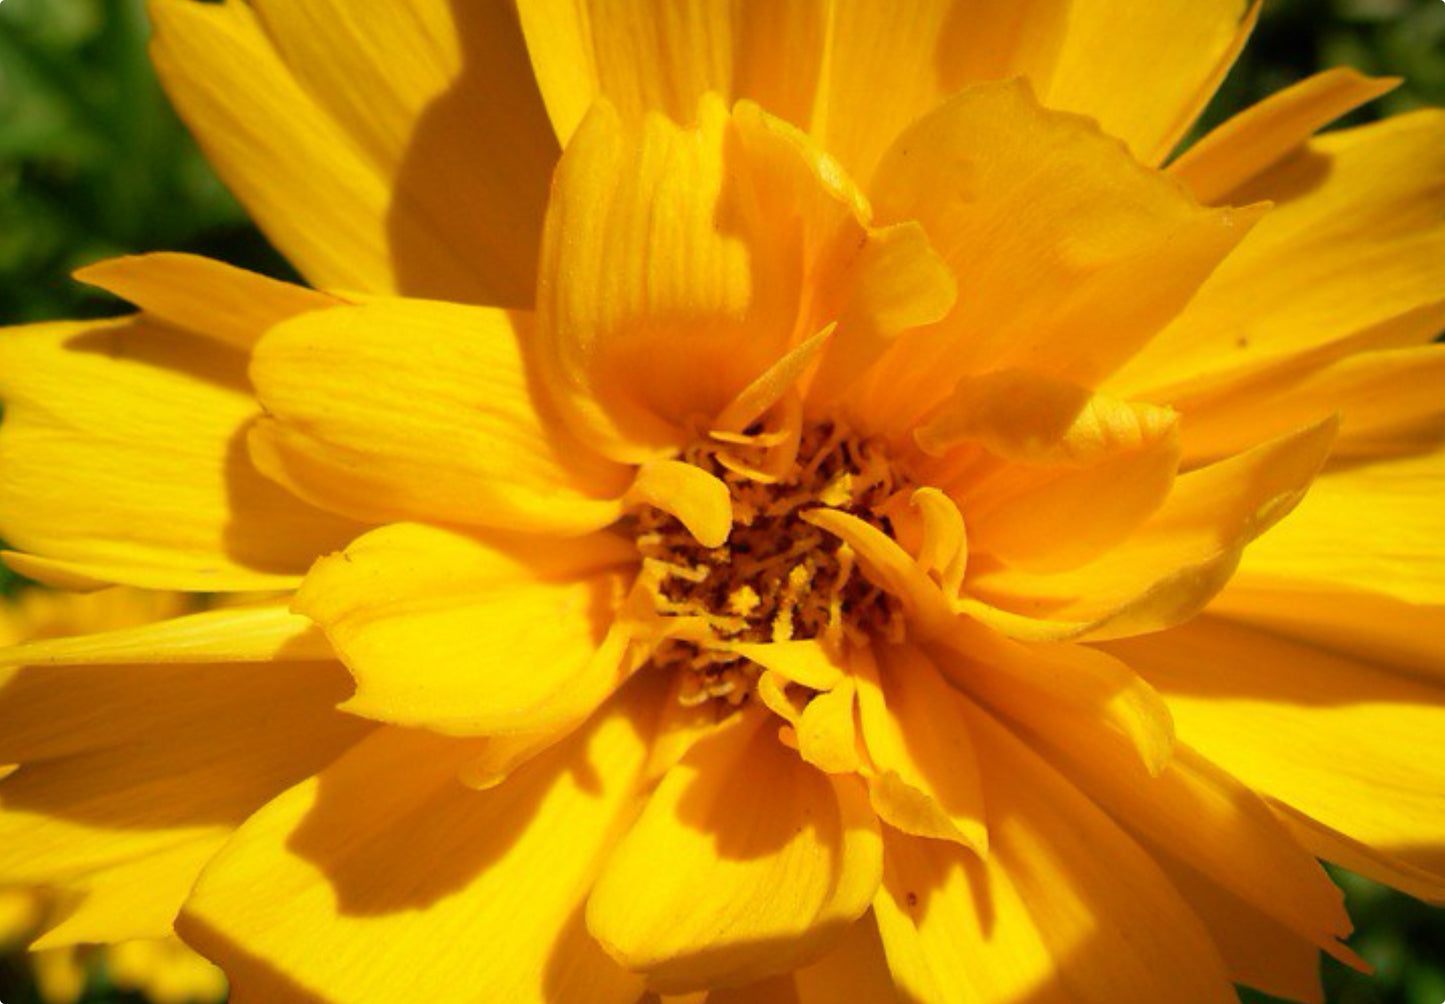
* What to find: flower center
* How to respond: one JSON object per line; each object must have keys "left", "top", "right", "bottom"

{"left": 633, "top": 422, "right": 908, "bottom": 706}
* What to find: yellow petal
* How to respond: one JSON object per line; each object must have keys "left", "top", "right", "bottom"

{"left": 791, "top": 913, "right": 903, "bottom": 1004}
{"left": 807, "top": 224, "right": 958, "bottom": 410}
{"left": 246, "top": 0, "right": 557, "bottom": 305}
{"left": 0, "top": 603, "right": 327, "bottom": 668}
{"left": 955, "top": 429, "right": 1183, "bottom": 573}
{"left": 715, "top": 325, "right": 834, "bottom": 434}
{"left": 1116, "top": 110, "right": 1445, "bottom": 398}
{"left": 587, "top": 709, "right": 882, "bottom": 992}
{"left": 854, "top": 645, "right": 987, "bottom": 853}
{"left": 627, "top": 461, "right": 733, "bottom": 548}
{"left": 1209, "top": 580, "right": 1445, "bottom": 687}
{"left": 1156, "top": 856, "right": 1331, "bottom": 1004}
{"left": 876, "top": 709, "right": 1237, "bottom": 1004}
{"left": 1043, "top": 0, "right": 1258, "bottom": 164}
{"left": 916, "top": 370, "right": 1178, "bottom": 466}
{"left": 517, "top": 1, "right": 826, "bottom": 146}
{"left": 723, "top": 639, "right": 845, "bottom": 692}
{"left": 1173, "top": 344, "right": 1445, "bottom": 464}
{"left": 933, "top": 617, "right": 1176, "bottom": 777}
{"left": 536, "top": 97, "right": 780, "bottom": 460}
{"left": 75, "top": 253, "right": 336, "bottom": 350}
{"left": 537, "top": 97, "right": 941, "bottom": 463}
{"left": 1278, "top": 806, "right": 1445, "bottom": 906}
{"left": 861, "top": 81, "right": 1261, "bottom": 433}
{"left": 0, "top": 317, "right": 360, "bottom": 591}
{"left": 1105, "top": 615, "right": 1445, "bottom": 887}
{"left": 705, "top": 914, "right": 903, "bottom": 1003}
{"left": 250, "top": 297, "right": 630, "bottom": 534}
{"left": 180, "top": 679, "right": 664, "bottom": 1004}
{"left": 1016, "top": 711, "right": 1351, "bottom": 957}
{"left": 1170, "top": 67, "right": 1399, "bottom": 205}
{"left": 0, "top": 659, "right": 369, "bottom": 943}
{"left": 295, "top": 521, "right": 636, "bottom": 736}
{"left": 800, "top": 508, "right": 956, "bottom": 639}
{"left": 150, "top": 0, "right": 553, "bottom": 306}
{"left": 1234, "top": 446, "right": 1445, "bottom": 604}
{"left": 969, "top": 417, "right": 1338, "bottom": 639}
{"left": 907, "top": 488, "right": 967, "bottom": 598}
{"left": 811, "top": 2, "right": 1071, "bottom": 189}
{"left": 795, "top": 677, "right": 863, "bottom": 776}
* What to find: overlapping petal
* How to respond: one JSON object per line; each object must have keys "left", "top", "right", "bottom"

{"left": 0, "top": 316, "right": 360, "bottom": 591}
{"left": 151, "top": 0, "right": 555, "bottom": 306}
{"left": 588, "top": 709, "right": 882, "bottom": 992}
{"left": 249, "top": 297, "right": 631, "bottom": 533}
{"left": 181, "top": 678, "right": 665, "bottom": 1004}
{"left": 295, "top": 521, "right": 637, "bottom": 737}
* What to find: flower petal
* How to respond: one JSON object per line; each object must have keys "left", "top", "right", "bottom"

{"left": 1155, "top": 856, "right": 1334, "bottom": 1003}
{"left": 1115, "top": 110, "right": 1445, "bottom": 398}
{"left": 295, "top": 521, "right": 636, "bottom": 737}
{"left": 180, "top": 678, "right": 664, "bottom": 1004}
{"left": 537, "top": 96, "right": 946, "bottom": 463}
{"left": 627, "top": 461, "right": 733, "bottom": 549}
{"left": 1172, "top": 344, "right": 1445, "bottom": 464}
{"left": 933, "top": 618, "right": 1176, "bottom": 777}
{"left": 516, "top": 1, "right": 827, "bottom": 146}
{"left": 0, "top": 658, "right": 369, "bottom": 943}
{"left": 1016, "top": 721, "right": 1351, "bottom": 958}
{"left": 75, "top": 253, "right": 337, "bottom": 350}
{"left": 0, "top": 317, "right": 360, "bottom": 591}
{"left": 250, "top": 297, "right": 630, "bottom": 534}
{"left": 915, "top": 370, "right": 1178, "bottom": 465}
{"left": 1104, "top": 615, "right": 1445, "bottom": 887}
{"left": 1169, "top": 68, "right": 1399, "bottom": 205}
{"left": 0, "top": 603, "right": 328, "bottom": 669}
{"left": 1209, "top": 581, "right": 1445, "bottom": 687}
{"left": 969, "top": 417, "right": 1338, "bottom": 640}
{"left": 874, "top": 708, "right": 1237, "bottom": 1004}
{"left": 854, "top": 645, "right": 988, "bottom": 854}
{"left": 861, "top": 81, "right": 1261, "bottom": 432}
{"left": 1043, "top": 0, "right": 1258, "bottom": 165}
{"left": 1233, "top": 446, "right": 1445, "bottom": 604}
{"left": 587, "top": 709, "right": 882, "bottom": 992}
{"left": 150, "top": 0, "right": 553, "bottom": 306}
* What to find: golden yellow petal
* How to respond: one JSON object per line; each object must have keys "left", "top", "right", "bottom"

{"left": 250, "top": 298, "right": 630, "bottom": 533}
{"left": 181, "top": 680, "right": 665, "bottom": 1004}
{"left": 1170, "top": 67, "right": 1399, "bottom": 205}
{"left": 860, "top": 80, "right": 1261, "bottom": 434}
{"left": 854, "top": 645, "right": 988, "bottom": 853}
{"left": 1106, "top": 616, "right": 1445, "bottom": 889}
{"left": 296, "top": 521, "right": 636, "bottom": 737}
{"left": 969, "top": 416, "right": 1337, "bottom": 639}
{"left": 150, "top": 0, "right": 553, "bottom": 306}
{"left": 1234, "top": 446, "right": 1445, "bottom": 604}
{"left": 0, "top": 317, "right": 360, "bottom": 591}
{"left": 876, "top": 706, "right": 1237, "bottom": 1004}
{"left": 1116, "top": 110, "right": 1445, "bottom": 398}
{"left": 0, "top": 659, "right": 369, "bottom": 943}
{"left": 1043, "top": 0, "right": 1258, "bottom": 165}
{"left": 587, "top": 709, "right": 882, "bottom": 992}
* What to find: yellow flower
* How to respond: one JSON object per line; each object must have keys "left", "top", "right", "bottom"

{"left": 0, "top": 3, "right": 1442, "bottom": 1003}
{"left": 0, "top": 589, "right": 226, "bottom": 1004}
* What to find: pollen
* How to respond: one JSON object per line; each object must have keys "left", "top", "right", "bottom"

{"left": 632, "top": 422, "right": 909, "bottom": 706}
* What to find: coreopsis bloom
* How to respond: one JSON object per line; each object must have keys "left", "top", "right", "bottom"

{"left": 0, "top": 3, "right": 1442, "bottom": 1003}
{"left": 0, "top": 589, "right": 227, "bottom": 1004}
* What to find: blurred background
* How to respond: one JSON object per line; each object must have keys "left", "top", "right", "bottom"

{"left": 0, "top": 0, "right": 1442, "bottom": 1001}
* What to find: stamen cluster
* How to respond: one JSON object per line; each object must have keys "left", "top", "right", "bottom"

{"left": 634, "top": 423, "right": 908, "bottom": 706}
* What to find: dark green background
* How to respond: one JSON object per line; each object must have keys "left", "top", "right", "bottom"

{"left": 0, "top": 0, "right": 1442, "bottom": 1001}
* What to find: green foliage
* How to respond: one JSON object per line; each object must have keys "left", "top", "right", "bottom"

{"left": 0, "top": 0, "right": 290, "bottom": 325}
